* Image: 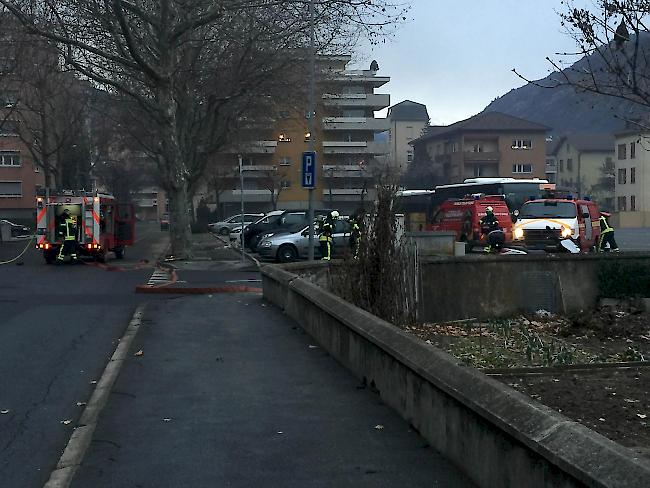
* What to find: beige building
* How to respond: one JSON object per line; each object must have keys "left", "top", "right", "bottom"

{"left": 410, "top": 111, "right": 549, "bottom": 183}
{"left": 194, "top": 55, "right": 391, "bottom": 218}
{"left": 549, "top": 134, "right": 615, "bottom": 210}
{"left": 386, "top": 100, "right": 429, "bottom": 172}
{"left": 614, "top": 130, "right": 650, "bottom": 227}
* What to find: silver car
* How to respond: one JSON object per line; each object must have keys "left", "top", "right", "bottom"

{"left": 257, "top": 220, "right": 352, "bottom": 262}
{"left": 208, "top": 213, "right": 264, "bottom": 235}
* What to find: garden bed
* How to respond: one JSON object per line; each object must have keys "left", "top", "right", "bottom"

{"left": 404, "top": 303, "right": 650, "bottom": 455}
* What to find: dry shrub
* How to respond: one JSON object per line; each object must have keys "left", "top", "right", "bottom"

{"left": 330, "top": 180, "right": 417, "bottom": 326}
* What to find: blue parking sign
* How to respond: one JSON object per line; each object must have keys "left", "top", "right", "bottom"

{"left": 302, "top": 151, "right": 316, "bottom": 188}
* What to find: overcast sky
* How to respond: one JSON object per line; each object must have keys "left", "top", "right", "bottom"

{"left": 354, "top": 0, "right": 587, "bottom": 124}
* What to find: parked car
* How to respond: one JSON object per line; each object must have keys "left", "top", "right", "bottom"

{"left": 208, "top": 213, "right": 265, "bottom": 235}
{"left": 244, "top": 209, "right": 333, "bottom": 251}
{"left": 257, "top": 219, "right": 351, "bottom": 262}
{"left": 160, "top": 213, "right": 170, "bottom": 231}
{"left": 0, "top": 219, "right": 31, "bottom": 238}
{"left": 229, "top": 225, "right": 244, "bottom": 246}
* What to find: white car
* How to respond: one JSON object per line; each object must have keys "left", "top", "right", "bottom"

{"left": 208, "top": 213, "right": 264, "bottom": 235}
{"left": 229, "top": 225, "right": 245, "bottom": 247}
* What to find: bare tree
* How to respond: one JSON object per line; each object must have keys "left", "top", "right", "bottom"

{"left": 206, "top": 163, "right": 236, "bottom": 220}
{"left": 0, "top": 1, "right": 407, "bottom": 257}
{"left": 512, "top": 1, "right": 650, "bottom": 127}
{"left": 259, "top": 166, "right": 288, "bottom": 210}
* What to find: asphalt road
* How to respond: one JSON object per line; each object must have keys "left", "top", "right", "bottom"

{"left": 0, "top": 222, "right": 167, "bottom": 488}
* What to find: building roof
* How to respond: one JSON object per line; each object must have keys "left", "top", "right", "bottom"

{"left": 410, "top": 111, "right": 550, "bottom": 146}
{"left": 388, "top": 100, "right": 429, "bottom": 122}
{"left": 549, "top": 133, "right": 616, "bottom": 155}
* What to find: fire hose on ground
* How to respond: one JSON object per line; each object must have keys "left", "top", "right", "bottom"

{"left": 0, "top": 236, "right": 35, "bottom": 265}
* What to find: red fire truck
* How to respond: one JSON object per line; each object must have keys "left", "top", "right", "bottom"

{"left": 35, "top": 189, "right": 135, "bottom": 264}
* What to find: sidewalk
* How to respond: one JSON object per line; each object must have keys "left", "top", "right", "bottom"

{"left": 70, "top": 240, "right": 476, "bottom": 487}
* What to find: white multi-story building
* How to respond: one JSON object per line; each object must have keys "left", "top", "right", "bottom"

{"left": 614, "top": 129, "right": 650, "bottom": 227}
{"left": 387, "top": 100, "right": 429, "bottom": 172}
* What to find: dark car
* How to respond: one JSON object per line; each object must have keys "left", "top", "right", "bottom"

{"left": 243, "top": 209, "right": 332, "bottom": 251}
{"left": 0, "top": 219, "right": 31, "bottom": 238}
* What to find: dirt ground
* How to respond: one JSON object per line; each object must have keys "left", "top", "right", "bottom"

{"left": 404, "top": 304, "right": 650, "bottom": 454}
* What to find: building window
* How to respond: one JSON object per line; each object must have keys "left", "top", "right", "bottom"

{"left": 618, "top": 143, "right": 627, "bottom": 160}
{"left": 631, "top": 142, "right": 636, "bottom": 159}
{"left": 512, "top": 163, "right": 532, "bottom": 174}
{"left": 0, "top": 151, "right": 20, "bottom": 166}
{"left": 279, "top": 157, "right": 291, "bottom": 166}
{"left": 280, "top": 180, "right": 291, "bottom": 189}
{"left": 605, "top": 156, "right": 614, "bottom": 170}
{"left": 631, "top": 195, "right": 636, "bottom": 211}
{"left": 34, "top": 165, "right": 40, "bottom": 173}
{"left": 472, "top": 144, "right": 483, "bottom": 153}
{"left": 618, "top": 168, "right": 627, "bottom": 184}
{"left": 0, "top": 120, "right": 18, "bottom": 136}
{"left": 631, "top": 167, "right": 636, "bottom": 184}
{"left": 559, "top": 160, "right": 564, "bottom": 172}
{"left": 452, "top": 142, "right": 459, "bottom": 153}
{"left": 618, "top": 196, "right": 627, "bottom": 211}
{"left": 1, "top": 90, "right": 16, "bottom": 107}
{"left": 567, "top": 158, "right": 573, "bottom": 171}
{"left": 0, "top": 181, "right": 21, "bottom": 197}
{"left": 511, "top": 139, "right": 532, "bottom": 150}
{"left": 407, "top": 152, "right": 414, "bottom": 163}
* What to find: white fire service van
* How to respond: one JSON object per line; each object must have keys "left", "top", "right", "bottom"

{"left": 512, "top": 198, "right": 601, "bottom": 252}
{"left": 35, "top": 189, "right": 135, "bottom": 263}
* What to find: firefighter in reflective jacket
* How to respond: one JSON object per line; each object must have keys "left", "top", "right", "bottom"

{"left": 57, "top": 210, "right": 78, "bottom": 261}
{"left": 349, "top": 216, "right": 361, "bottom": 259}
{"left": 598, "top": 212, "right": 620, "bottom": 252}
{"left": 319, "top": 210, "right": 339, "bottom": 260}
{"left": 479, "top": 206, "right": 500, "bottom": 252}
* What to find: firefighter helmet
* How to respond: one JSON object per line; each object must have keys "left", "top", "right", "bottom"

{"left": 486, "top": 206, "right": 494, "bottom": 213}
{"left": 330, "top": 210, "right": 340, "bottom": 219}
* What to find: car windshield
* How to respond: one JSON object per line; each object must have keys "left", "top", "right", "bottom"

{"left": 519, "top": 201, "right": 577, "bottom": 219}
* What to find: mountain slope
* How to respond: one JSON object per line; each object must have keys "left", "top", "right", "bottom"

{"left": 485, "top": 46, "right": 649, "bottom": 134}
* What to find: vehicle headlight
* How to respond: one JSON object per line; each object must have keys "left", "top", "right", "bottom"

{"left": 561, "top": 227, "right": 572, "bottom": 238}
{"left": 260, "top": 240, "right": 272, "bottom": 248}
{"left": 513, "top": 227, "right": 524, "bottom": 240}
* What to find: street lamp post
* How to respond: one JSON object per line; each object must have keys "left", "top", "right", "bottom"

{"left": 307, "top": 0, "right": 316, "bottom": 261}
{"left": 238, "top": 153, "right": 245, "bottom": 263}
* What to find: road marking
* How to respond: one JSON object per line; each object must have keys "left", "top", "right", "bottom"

{"left": 44, "top": 305, "right": 146, "bottom": 488}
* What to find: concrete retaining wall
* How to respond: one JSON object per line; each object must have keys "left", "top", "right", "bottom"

{"left": 262, "top": 264, "right": 650, "bottom": 488}
{"left": 419, "top": 253, "right": 650, "bottom": 323}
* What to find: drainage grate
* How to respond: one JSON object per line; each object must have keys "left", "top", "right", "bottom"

{"left": 520, "top": 271, "right": 556, "bottom": 313}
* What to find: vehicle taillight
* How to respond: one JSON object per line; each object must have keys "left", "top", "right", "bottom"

{"left": 87, "top": 244, "right": 92, "bottom": 249}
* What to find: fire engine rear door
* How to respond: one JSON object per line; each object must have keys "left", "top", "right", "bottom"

{"left": 115, "top": 204, "right": 135, "bottom": 246}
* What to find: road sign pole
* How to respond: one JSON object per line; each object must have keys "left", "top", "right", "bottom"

{"left": 307, "top": 0, "right": 316, "bottom": 261}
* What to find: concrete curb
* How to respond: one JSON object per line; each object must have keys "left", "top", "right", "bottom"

{"left": 262, "top": 265, "right": 650, "bottom": 488}
{"left": 135, "top": 285, "right": 262, "bottom": 294}
{"left": 210, "top": 232, "right": 261, "bottom": 269}
{"left": 43, "top": 305, "right": 146, "bottom": 488}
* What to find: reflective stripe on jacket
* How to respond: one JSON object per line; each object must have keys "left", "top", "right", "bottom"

{"left": 599, "top": 216, "right": 613, "bottom": 234}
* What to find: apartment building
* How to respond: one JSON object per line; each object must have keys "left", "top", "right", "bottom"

{"left": 614, "top": 129, "right": 650, "bottom": 227}
{"left": 548, "top": 133, "right": 615, "bottom": 209}
{"left": 195, "top": 55, "right": 391, "bottom": 218}
{"left": 387, "top": 100, "right": 429, "bottom": 172}
{"left": 0, "top": 119, "right": 44, "bottom": 223}
{"left": 410, "top": 111, "right": 549, "bottom": 183}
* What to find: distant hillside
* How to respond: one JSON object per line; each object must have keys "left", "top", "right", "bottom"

{"left": 484, "top": 41, "right": 650, "bottom": 134}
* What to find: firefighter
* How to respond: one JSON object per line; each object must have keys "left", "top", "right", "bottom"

{"left": 479, "top": 206, "right": 500, "bottom": 252}
{"left": 598, "top": 212, "right": 620, "bottom": 252}
{"left": 349, "top": 215, "right": 361, "bottom": 259}
{"left": 57, "top": 210, "right": 79, "bottom": 262}
{"left": 319, "top": 210, "right": 339, "bottom": 260}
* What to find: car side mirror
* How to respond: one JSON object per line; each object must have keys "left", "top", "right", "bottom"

{"left": 582, "top": 212, "right": 590, "bottom": 218}
{"left": 511, "top": 210, "right": 519, "bottom": 223}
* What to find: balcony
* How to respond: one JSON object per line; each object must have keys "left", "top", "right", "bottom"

{"left": 322, "top": 164, "right": 366, "bottom": 178}
{"left": 322, "top": 140, "right": 389, "bottom": 155}
{"left": 329, "top": 70, "right": 390, "bottom": 87}
{"left": 463, "top": 151, "right": 500, "bottom": 163}
{"left": 241, "top": 165, "right": 277, "bottom": 177}
{"left": 222, "top": 140, "right": 278, "bottom": 154}
{"left": 322, "top": 93, "right": 390, "bottom": 110}
{"left": 545, "top": 162, "right": 558, "bottom": 174}
{"left": 221, "top": 189, "right": 272, "bottom": 203}
{"left": 322, "top": 117, "right": 390, "bottom": 132}
{"left": 321, "top": 188, "right": 377, "bottom": 201}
